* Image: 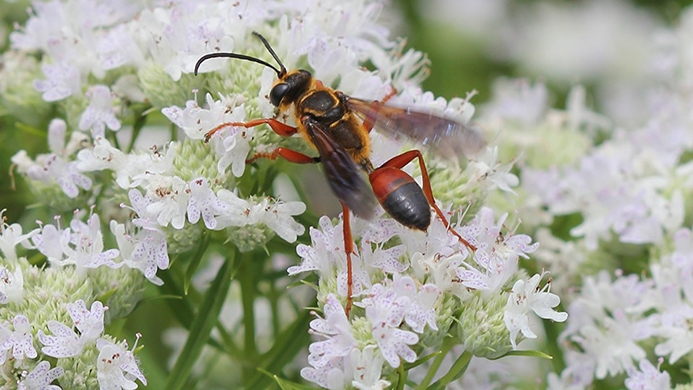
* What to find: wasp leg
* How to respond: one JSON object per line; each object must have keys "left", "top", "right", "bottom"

{"left": 246, "top": 147, "right": 319, "bottom": 165}
{"left": 204, "top": 118, "right": 298, "bottom": 142}
{"left": 378, "top": 150, "right": 477, "bottom": 251}
{"left": 340, "top": 202, "right": 355, "bottom": 317}
{"left": 360, "top": 86, "right": 398, "bottom": 133}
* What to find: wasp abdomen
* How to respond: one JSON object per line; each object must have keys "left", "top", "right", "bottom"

{"left": 370, "top": 168, "right": 431, "bottom": 231}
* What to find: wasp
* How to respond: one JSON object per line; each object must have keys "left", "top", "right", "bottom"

{"left": 195, "top": 32, "right": 485, "bottom": 314}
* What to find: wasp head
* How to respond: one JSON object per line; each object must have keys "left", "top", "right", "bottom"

{"left": 269, "top": 70, "right": 312, "bottom": 107}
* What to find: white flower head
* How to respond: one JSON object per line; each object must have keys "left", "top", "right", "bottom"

{"left": 114, "top": 189, "right": 170, "bottom": 285}
{"left": 1, "top": 315, "right": 38, "bottom": 361}
{"left": 624, "top": 358, "right": 671, "bottom": 390}
{"left": 457, "top": 207, "right": 537, "bottom": 296}
{"left": 39, "top": 319, "right": 81, "bottom": 358}
{"left": 306, "top": 294, "right": 357, "bottom": 369}
{"left": 38, "top": 299, "right": 106, "bottom": 358}
{"left": 59, "top": 213, "right": 121, "bottom": 276}
{"left": 96, "top": 337, "right": 147, "bottom": 390}
{"left": 505, "top": 272, "right": 567, "bottom": 349}
{"left": 348, "top": 345, "right": 390, "bottom": 390}
{"left": 186, "top": 177, "right": 230, "bottom": 229}
{"left": 0, "top": 209, "right": 39, "bottom": 263}
{"left": 163, "top": 94, "right": 253, "bottom": 178}
{"left": 0, "top": 265, "right": 24, "bottom": 304}
{"left": 290, "top": 215, "right": 345, "bottom": 278}
{"left": 17, "top": 361, "right": 64, "bottom": 390}
{"left": 362, "top": 283, "right": 419, "bottom": 368}
{"left": 33, "top": 61, "right": 81, "bottom": 102}
{"left": 79, "top": 85, "right": 121, "bottom": 138}
{"left": 67, "top": 300, "right": 105, "bottom": 343}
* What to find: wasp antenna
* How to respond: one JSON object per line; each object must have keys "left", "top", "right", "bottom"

{"left": 251, "top": 32, "right": 287, "bottom": 77}
{"left": 193, "top": 52, "right": 283, "bottom": 78}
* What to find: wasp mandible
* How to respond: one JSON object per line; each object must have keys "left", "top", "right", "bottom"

{"left": 195, "top": 32, "right": 486, "bottom": 315}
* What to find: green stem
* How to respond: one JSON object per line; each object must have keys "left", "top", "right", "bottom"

{"left": 239, "top": 252, "right": 258, "bottom": 382}
{"left": 418, "top": 337, "right": 454, "bottom": 389}
{"left": 396, "top": 362, "right": 407, "bottom": 390}
{"left": 428, "top": 349, "right": 472, "bottom": 389}
{"left": 165, "top": 250, "right": 236, "bottom": 390}
{"left": 127, "top": 109, "right": 148, "bottom": 153}
{"left": 170, "top": 122, "right": 177, "bottom": 142}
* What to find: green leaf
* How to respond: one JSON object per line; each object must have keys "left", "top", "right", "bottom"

{"left": 427, "top": 350, "right": 472, "bottom": 389}
{"left": 164, "top": 250, "right": 236, "bottom": 390}
{"left": 184, "top": 232, "right": 210, "bottom": 294}
{"left": 245, "top": 309, "right": 312, "bottom": 389}
{"left": 404, "top": 350, "right": 442, "bottom": 371}
{"left": 259, "top": 369, "right": 317, "bottom": 390}
{"left": 489, "top": 349, "right": 554, "bottom": 360}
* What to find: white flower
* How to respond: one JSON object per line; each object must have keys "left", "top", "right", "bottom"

{"left": 467, "top": 146, "right": 519, "bottom": 194}
{"left": 0, "top": 209, "right": 39, "bottom": 262}
{"left": 76, "top": 137, "right": 134, "bottom": 189}
{"left": 392, "top": 276, "right": 441, "bottom": 333}
{"left": 59, "top": 214, "right": 121, "bottom": 275}
{"left": 27, "top": 154, "right": 93, "bottom": 198}
{"left": 482, "top": 79, "right": 549, "bottom": 126}
{"left": 96, "top": 337, "right": 147, "bottom": 390}
{"left": 363, "top": 284, "right": 418, "bottom": 368}
{"left": 215, "top": 190, "right": 306, "bottom": 243}
{"left": 7, "top": 315, "right": 38, "bottom": 361}
{"left": 457, "top": 207, "right": 537, "bottom": 296}
{"left": 137, "top": 5, "right": 236, "bottom": 81}
{"left": 17, "top": 361, "right": 64, "bottom": 390}
{"left": 186, "top": 177, "right": 230, "bottom": 229}
{"left": 32, "top": 222, "right": 66, "bottom": 265}
{"left": 0, "top": 265, "right": 24, "bottom": 304}
{"left": 96, "top": 24, "right": 146, "bottom": 71}
{"left": 115, "top": 189, "right": 170, "bottom": 285}
{"left": 145, "top": 175, "right": 189, "bottom": 230}
{"left": 38, "top": 321, "right": 82, "bottom": 358}
{"left": 0, "top": 320, "right": 11, "bottom": 364}
{"left": 305, "top": 294, "right": 357, "bottom": 369}
{"left": 249, "top": 197, "right": 306, "bottom": 243}
{"left": 79, "top": 85, "right": 121, "bottom": 138}
{"left": 573, "top": 310, "right": 646, "bottom": 379}
{"left": 33, "top": 61, "right": 81, "bottom": 102}
{"left": 361, "top": 241, "right": 408, "bottom": 274}
{"left": 39, "top": 299, "right": 105, "bottom": 358}
{"left": 164, "top": 94, "right": 254, "bottom": 178}
{"left": 624, "top": 358, "right": 671, "bottom": 390}
{"left": 348, "top": 345, "right": 390, "bottom": 390}
{"left": 504, "top": 273, "right": 568, "bottom": 349}
{"left": 289, "top": 215, "right": 345, "bottom": 277}
{"left": 67, "top": 300, "right": 105, "bottom": 343}
{"left": 11, "top": 119, "right": 92, "bottom": 198}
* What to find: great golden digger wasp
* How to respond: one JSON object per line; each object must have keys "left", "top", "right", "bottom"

{"left": 195, "top": 32, "right": 486, "bottom": 314}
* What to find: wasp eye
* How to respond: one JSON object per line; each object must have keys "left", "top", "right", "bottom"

{"left": 269, "top": 83, "right": 289, "bottom": 106}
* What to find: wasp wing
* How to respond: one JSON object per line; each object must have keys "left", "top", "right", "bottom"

{"left": 347, "top": 97, "right": 486, "bottom": 160}
{"left": 302, "top": 116, "right": 377, "bottom": 220}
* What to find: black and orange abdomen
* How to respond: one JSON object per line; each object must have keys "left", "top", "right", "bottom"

{"left": 369, "top": 167, "right": 430, "bottom": 231}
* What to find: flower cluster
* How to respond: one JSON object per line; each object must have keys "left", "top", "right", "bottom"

{"left": 462, "top": 5, "right": 693, "bottom": 388}
{"left": 0, "top": 209, "right": 146, "bottom": 389}
{"left": 292, "top": 204, "right": 566, "bottom": 387}
{"left": 0, "top": 0, "right": 579, "bottom": 388}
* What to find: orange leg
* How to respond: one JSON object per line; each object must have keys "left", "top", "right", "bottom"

{"left": 379, "top": 150, "right": 476, "bottom": 251}
{"left": 246, "top": 147, "right": 318, "bottom": 165}
{"left": 204, "top": 118, "right": 298, "bottom": 142}
{"left": 361, "top": 87, "right": 398, "bottom": 133}
{"left": 341, "top": 202, "right": 355, "bottom": 316}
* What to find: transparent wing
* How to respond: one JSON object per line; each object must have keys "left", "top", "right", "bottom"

{"left": 302, "top": 117, "right": 377, "bottom": 220}
{"left": 347, "top": 97, "right": 487, "bottom": 160}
